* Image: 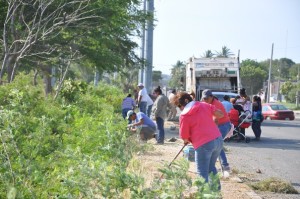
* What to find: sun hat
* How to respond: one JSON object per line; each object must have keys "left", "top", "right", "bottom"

{"left": 126, "top": 110, "right": 135, "bottom": 119}
{"left": 137, "top": 83, "right": 144, "bottom": 87}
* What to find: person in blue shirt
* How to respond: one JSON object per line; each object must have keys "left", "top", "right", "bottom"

{"left": 127, "top": 110, "right": 156, "bottom": 141}
{"left": 222, "top": 95, "right": 233, "bottom": 113}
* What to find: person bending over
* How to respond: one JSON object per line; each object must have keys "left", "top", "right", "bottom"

{"left": 127, "top": 110, "right": 156, "bottom": 141}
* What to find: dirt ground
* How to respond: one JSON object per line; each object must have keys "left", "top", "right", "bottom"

{"left": 134, "top": 120, "right": 263, "bottom": 199}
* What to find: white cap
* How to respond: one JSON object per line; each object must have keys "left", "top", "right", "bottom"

{"left": 137, "top": 83, "right": 144, "bottom": 87}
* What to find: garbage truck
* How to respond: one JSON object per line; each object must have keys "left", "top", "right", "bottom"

{"left": 185, "top": 56, "right": 242, "bottom": 100}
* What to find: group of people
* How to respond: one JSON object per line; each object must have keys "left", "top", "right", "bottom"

{"left": 122, "top": 83, "right": 172, "bottom": 145}
{"left": 122, "top": 85, "right": 263, "bottom": 190}
{"left": 174, "top": 88, "right": 263, "bottom": 190}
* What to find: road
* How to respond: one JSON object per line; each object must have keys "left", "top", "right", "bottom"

{"left": 225, "top": 119, "right": 300, "bottom": 192}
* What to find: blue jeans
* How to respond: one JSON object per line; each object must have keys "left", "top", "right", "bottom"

{"left": 218, "top": 122, "right": 231, "bottom": 167}
{"left": 139, "top": 101, "right": 147, "bottom": 114}
{"left": 122, "top": 108, "right": 131, "bottom": 119}
{"left": 156, "top": 117, "right": 164, "bottom": 143}
{"left": 195, "top": 136, "right": 223, "bottom": 188}
{"left": 147, "top": 105, "right": 153, "bottom": 117}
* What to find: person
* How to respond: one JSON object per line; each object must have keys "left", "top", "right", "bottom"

{"left": 230, "top": 98, "right": 244, "bottom": 115}
{"left": 174, "top": 92, "right": 223, "bottom": 187}
{"left": 222, "top": 95, "right": 233, "bottom": 113}
{"left": 202, "top": 89, "right": 231, "bottom": 171}
{"left": 167, "top": 89, "right": 177, "bottom": 121}
{"left": 151, "top": 86, "right": 170, "bottom": 144}
{"left": 235, "top": 88, "right": 251, "bottom": 140}
{"left": 137, "top": 83, "right": 150, "bottom": 114}
{"left": 133, "top": 89, "right": 139, "bottom": 104}
{"left": 121, "top": 94, "right": 136, "bottom": 121}
{"left": 252, "top": 96, "right": 263, "bottom": 141}
{"left": 146, "top": 94, "right": 154, "bottom": 117}
{"left": 127, "top": 110, "right": 156, "bottom": 141}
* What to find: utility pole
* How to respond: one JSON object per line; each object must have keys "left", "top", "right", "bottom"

{"left": 138, "top": 0, "right": 146, "bottom": 84}
{"left": 143, "top": 0, "right": 154, "bottom": 93}
{"left": 277, "top": 60, "right": 282, "bottom": 102}
{"left": 267, "top": 43, "right": 274, "bottom": 103}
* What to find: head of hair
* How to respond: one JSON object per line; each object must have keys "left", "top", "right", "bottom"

{"left": 154, "top": 86, "right": 162, "bottom": 94}
{"left": 171, "top": 89, "right": 176, "bottom": 94}
{"left": 189, "top": 91, "right": 196, "bottom": 100}
{"left": 174, "top": 92, "right": 193, "bottom": 107}
{"left": 127, "top": 94, "right": 132, "bottom": 98}
{"left": 223, "top": 95, "right": 230, "bottom": 101}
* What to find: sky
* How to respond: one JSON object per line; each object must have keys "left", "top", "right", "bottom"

{"left": 151, "top": 0, "right": 300, "bottom": 75}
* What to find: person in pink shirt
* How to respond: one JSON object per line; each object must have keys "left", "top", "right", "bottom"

{"left": 174, "top": 92, "right": 224, "bottom": 188}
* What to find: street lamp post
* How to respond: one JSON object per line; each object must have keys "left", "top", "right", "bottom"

{"left": 267, "top": 43, "right": 274, "bottom": 103}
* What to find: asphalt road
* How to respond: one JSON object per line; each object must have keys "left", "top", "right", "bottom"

{"left": 225, "top": 119, "right": 300, "bottom": 192}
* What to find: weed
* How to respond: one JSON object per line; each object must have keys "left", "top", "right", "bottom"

{"left": 251, "top": 177, "right": 299, "bottom": 194}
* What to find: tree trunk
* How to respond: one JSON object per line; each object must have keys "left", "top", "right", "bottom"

{"left": 40, "top": 64, "right": 53, "bottom": 97}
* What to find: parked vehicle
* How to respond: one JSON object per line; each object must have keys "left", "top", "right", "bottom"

{"left": 212, "top": 91, "right": 239, "bottom": 102}
{"left": 262, "top": 103, "right": 295, "bottom": 120}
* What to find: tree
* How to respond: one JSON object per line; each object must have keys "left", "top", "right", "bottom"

{"left": 202, "top": 50, "right": 214, "bottom": 58}
{"left": 0, "top": 0, "right": 148, "bottom": 97}
{"left": 215, "top": 46, "right": 234, "bottom": 58}
{"left": 240, "top": 65, "right": 267, "bottom": 95}
{"left": 280, "top": 81, "right": 296, "bottom": 102}
{"left": 169, "top": 61, "right": 185, "bottom": 90}
{"left": 152, "top": 70, "right": 162, "bottom": 87}
{"left": 289, "top": 64, "right": 300, "bottom": 81}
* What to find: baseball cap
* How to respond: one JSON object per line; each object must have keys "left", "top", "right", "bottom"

{"left": 137, "top": 83, "right": 144, "bottom": 87}
{"left": 126, "top": 110, "right": 135, "bottom": 119}
{"left": 202, "top": 89, "right": 213, "bottom": 99}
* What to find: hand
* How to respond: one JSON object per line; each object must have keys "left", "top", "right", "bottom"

{"left": 183, "top": 139, "right": 190, "bottom": 145}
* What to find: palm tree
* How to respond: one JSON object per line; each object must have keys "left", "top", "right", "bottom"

{"left": 169, "top": 60, "right": 186, "bottom": 90}
{"left": 202, "top": 50, "right": 214, "bottom": 58}
{"left": 215, "top": 46, "right": 234, "bottom": 58}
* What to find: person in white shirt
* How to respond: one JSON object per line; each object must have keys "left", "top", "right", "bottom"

{"left": 137, "top": 83, "right": 150, "bottom": 114}
{"left": 167, "top": 89, "right": 177, "bottom": 120}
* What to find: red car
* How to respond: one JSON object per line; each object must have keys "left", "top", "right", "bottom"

{"left": 262, "top": 103, "right": 295, "bottom": 120}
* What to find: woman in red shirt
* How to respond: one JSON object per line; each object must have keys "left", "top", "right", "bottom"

{"left": 174, "top": 92, "right": 224, "bottom": 188}
{"left": 202, "top": 89, "right": 232, "bottom": 171}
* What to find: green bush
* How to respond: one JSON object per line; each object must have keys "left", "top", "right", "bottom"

{"left": 0, "top": 74, "right": 222, "bottom": 198}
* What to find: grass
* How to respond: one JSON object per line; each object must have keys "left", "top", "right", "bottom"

{"left": 279, "top": 102, "right": 300, "bottom": 110}
{"left": 251, "top": 177, "right": 299, "bottom": 194}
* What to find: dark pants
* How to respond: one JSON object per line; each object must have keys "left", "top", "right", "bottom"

{"left": 252, "top": 120, "right": 261, "bottom": 138}
{"left": 156, "top": 117, "right": 164, "bottom": 143}
{"left": 147, "top": 105, "right": 153, "bottom": 117}
{"left": 139, "top": 101, "right": 147, "bottom": 114}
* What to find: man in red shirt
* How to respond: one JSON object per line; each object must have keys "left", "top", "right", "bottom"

{"left": 202, "top": 89, "right": 232, "bottom": 171}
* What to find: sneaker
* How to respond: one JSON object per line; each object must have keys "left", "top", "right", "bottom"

{"left": 222, "top": 165, "right": 231, "bottom": 171}
{"left": 155, "top": 142, "right": 164, "bottom": 145}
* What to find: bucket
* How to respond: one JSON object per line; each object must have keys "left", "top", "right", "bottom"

{"left": 183, "top": 145, "right": 195, "bottom": 162}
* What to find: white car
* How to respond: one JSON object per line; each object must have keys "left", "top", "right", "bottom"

{"left": 212, "top": 91, "right": 239, "bottom": 102}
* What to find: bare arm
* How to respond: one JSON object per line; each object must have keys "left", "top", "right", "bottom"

{"left": 213, "top": 109, "right": 224, "bottom": 119}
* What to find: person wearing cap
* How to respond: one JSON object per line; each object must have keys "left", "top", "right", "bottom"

{"left": 202, "top": 89, "right": 231, "bottom": 172}
{"left": 222, "top": 95, "right": 233, "bottom": 113}
{"left": 137, "top": 83, "right": 150, "bottom": 115}
{"left": 127, "top": 110, "right": 156, "bottom": 141}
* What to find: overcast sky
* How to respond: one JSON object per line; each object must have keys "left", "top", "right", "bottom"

{"left": 151, "top": 0, "right": 300, "bottom": 75}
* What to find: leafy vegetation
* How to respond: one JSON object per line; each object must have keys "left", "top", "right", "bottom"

{"left": 0, "top": 74, "right": 220, "bottom": 198}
